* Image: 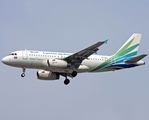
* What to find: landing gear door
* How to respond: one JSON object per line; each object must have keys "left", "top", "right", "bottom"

{"left": 22, "top": 50, "right": 28, "bottom": 60}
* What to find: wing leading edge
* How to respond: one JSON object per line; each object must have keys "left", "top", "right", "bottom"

{"left": 64, "top": 40, "right": 108, "bottom": 68}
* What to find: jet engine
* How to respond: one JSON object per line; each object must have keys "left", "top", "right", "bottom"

{"left": 42, "top": 59, "right": 68, "bottom": 68}
{"left": 37, "top": 70, "right": 60, "bottom": 80}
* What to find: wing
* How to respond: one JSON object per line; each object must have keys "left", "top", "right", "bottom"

{"left": 64, "top": 40, "right": 108, "bottom": 68}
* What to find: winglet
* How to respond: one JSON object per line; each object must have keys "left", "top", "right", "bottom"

{"left": 104, "top": 39, "right": 108, "bottom": 44}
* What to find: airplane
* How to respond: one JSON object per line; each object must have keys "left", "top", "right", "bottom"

{"left": 2, "top": 33, "right": 147, "bottom": 85}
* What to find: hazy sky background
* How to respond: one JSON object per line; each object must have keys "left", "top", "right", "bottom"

{"left": 0, "top": 0, "right": 149, "bottom": 120}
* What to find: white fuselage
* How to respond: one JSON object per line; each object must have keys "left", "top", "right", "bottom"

{"left": 2, "top": 49, "right": 145, "bottom": 75}
{"left": 2, "top": 50, "right": 111, "bottom": 73}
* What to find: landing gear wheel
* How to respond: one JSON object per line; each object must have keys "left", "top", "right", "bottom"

{"left": 21, "top": 73, "right": 25, "bottom": 77}
{"left": 64, "top": 79, "right": 70, "bottom": 85}
{"left": 21, "top": 68, "right": 26, "bottom": 77}
{"left": 71, "top": 71, "right": 77, "bottom": 77}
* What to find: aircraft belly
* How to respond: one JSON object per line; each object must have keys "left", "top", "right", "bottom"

{"left": 93, "top": 68, "right": 113, "bottom": 72}
{"left": 19, "top": 59, "right": 42, "bottom": 69}
{"left": 82, "top": 60, "right": 102, "bottom": 72}
{"left": 43, "top": 67, "right": 72, "bottom": 73}
{"left": 42, "top": 65, "right": 90, "bottom": 73}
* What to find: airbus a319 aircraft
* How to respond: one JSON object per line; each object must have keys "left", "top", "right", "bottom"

{"left": 2, "top": 34, "right": 147, "bottom": 85}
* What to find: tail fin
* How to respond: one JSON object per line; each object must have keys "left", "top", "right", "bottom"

{"left": 114, "top": 33, "right": 142, "bottom": 58}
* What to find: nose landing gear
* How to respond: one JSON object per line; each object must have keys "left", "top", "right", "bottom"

{"left": 21, "top": 73, "right": 25, "bottom": 77}
{"left": 21, "top": 68, "right": 26, "bottom": 77}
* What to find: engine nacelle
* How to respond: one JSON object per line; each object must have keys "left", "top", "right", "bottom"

{"left": 37, "top": 70, "right": 60, "bottom": 80}
{"left": 46, "top": 59, "right": 68, "bottom": 68}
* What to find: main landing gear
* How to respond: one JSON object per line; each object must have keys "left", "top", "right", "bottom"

{"left": 64, "top": 78, "right": 70, "bottom": 85}
{"left": 71, "top": 71, "right": 77, "bottom": 77}
{"left": 63, "top": 71, "right": 77, "bottom": 85}
{"left": 21, "top": 68, "right": 26, "bottom": 77}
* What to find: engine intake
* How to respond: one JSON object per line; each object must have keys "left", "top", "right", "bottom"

{"left": 37, "top": 70, "right": 60, "bottom": 80}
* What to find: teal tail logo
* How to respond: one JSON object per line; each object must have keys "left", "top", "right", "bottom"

{"left": 91, "top": 34, "right": 141, "bottom": 72}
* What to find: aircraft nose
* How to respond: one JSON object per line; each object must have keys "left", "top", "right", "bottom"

{"left": 2, "top": 57, "right": 9, "bottom": 65}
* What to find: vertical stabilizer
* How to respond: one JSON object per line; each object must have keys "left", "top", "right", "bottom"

{"left": 114, "top": 33, "right": 142, "bottom": 58}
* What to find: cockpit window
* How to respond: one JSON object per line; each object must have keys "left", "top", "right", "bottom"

{"left": 9, "top": 53, "right": 17, "bottom": 55}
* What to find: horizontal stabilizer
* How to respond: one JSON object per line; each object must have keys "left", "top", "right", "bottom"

{"left": 125, "top": 54, "right": 147, "bottom": 63}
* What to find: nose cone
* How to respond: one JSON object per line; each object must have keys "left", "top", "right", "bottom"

{"left": 2, "top": 57, "right": 9, "bottom": 65}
